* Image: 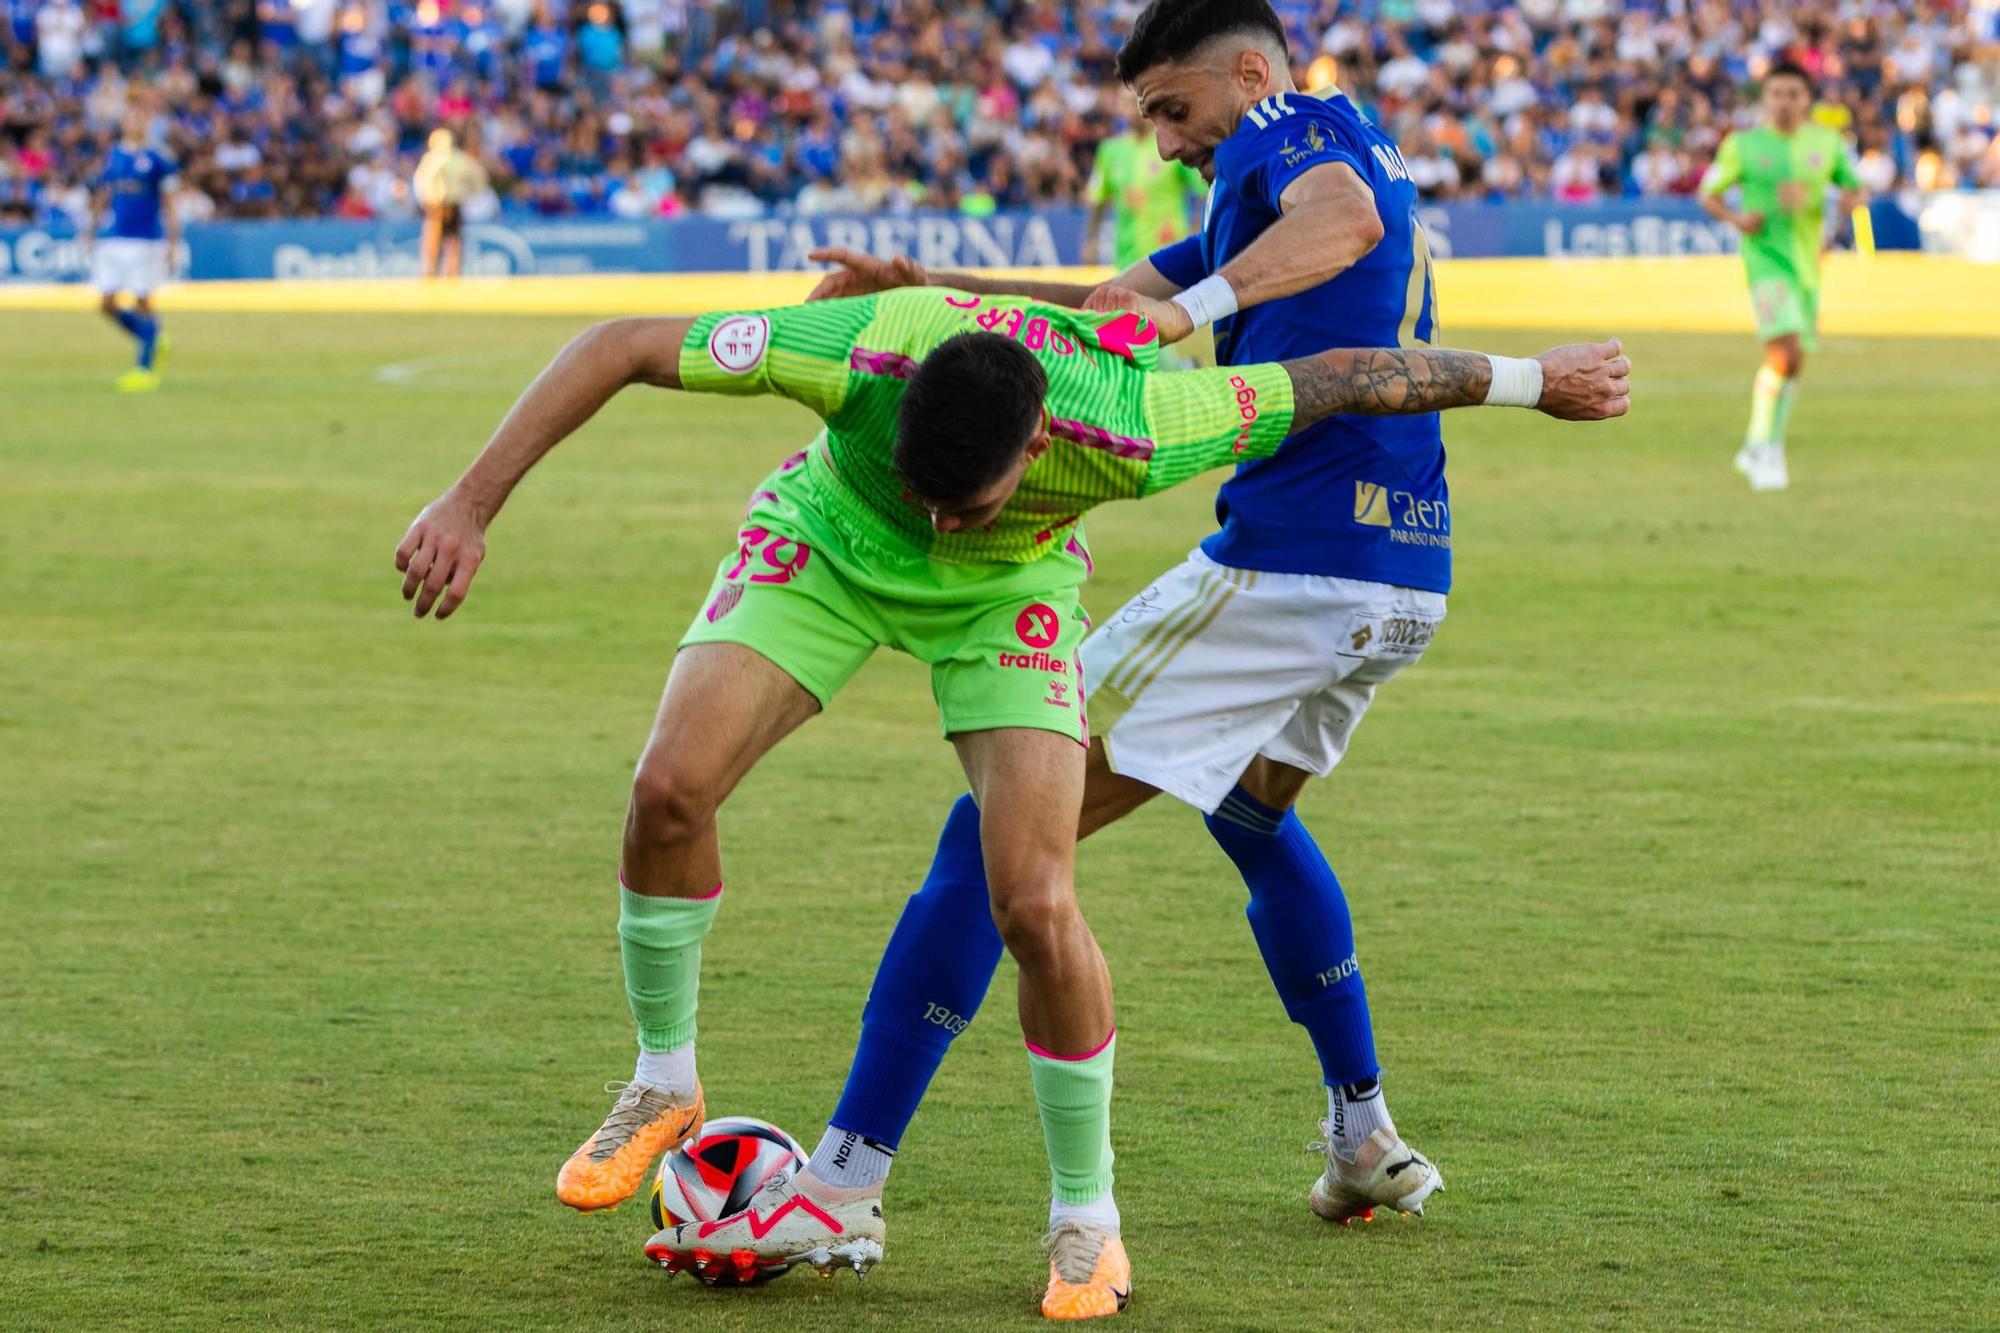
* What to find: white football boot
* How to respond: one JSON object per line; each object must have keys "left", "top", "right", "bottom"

{"left": 1733, "top": 442, "right": 1761, "bottom": 482}
{"left": 643, "top": 1172, "right": 884, "bottom": 1286}
{"left": 1750, "top": 442, "right": 1789, "bottom": 491}
{"left": 1307, "top": 1125, "right": 1444, "bottom": 1225}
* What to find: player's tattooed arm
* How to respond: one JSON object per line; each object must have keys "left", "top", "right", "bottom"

{"left": 1281, "top": 340, "right": 1631, "bottom": 431}
{"left": 396, "top": 316, "right": 695, "bottom": 620}
{"left": 1281, "top": 348, "right": 1491, "bottom": 428}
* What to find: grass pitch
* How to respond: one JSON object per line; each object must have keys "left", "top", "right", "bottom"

{"left": 2, "top": 308, "right": 1995, "bottom": 1330}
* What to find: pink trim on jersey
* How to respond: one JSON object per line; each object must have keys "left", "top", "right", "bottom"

{"left": 1064, "top": 535, "right": 1095, "bottom": 576}
{"left": 849, "top": 347, "right": 919, "bottom": 379}
{"left": 1049, "top": 417, "right": 1155, "bottom": 461}
{"left": 1025, "top": 1027, "right": 1115, "bottom": 1062}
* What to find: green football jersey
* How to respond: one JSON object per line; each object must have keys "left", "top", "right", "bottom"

{"left": 1087, "top": 133, "right": 1206, "bottom": 270}
{"left": 1701, "top": 123, "right": 1861, "bottom": 290}
{"left": 680, "top": 289, "right": 1294, "bottom": 566}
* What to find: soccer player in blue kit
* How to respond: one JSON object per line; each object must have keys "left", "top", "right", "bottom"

{"left": 688, "top": 0, "right": 1627, "bottom": 1315}
{"left": 87, "top": 103, "right": 178, "bottom": 393}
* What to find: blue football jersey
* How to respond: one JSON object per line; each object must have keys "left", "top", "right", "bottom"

{"left": 98, "top": 145, "right": 176, "bottom": 241}
{"left": 1151, "top": 90, "right": 1449, "bottom": 593}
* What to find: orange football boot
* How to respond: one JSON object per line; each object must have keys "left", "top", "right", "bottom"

{"left": 1040, "top": 1220, "right": 1131, "bottom": 1320}
{"left": 555, "top": 1081, "right": 704, "bottom": 1212}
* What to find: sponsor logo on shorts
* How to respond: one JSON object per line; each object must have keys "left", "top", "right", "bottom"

{"left": 1228, "top": 374, "right": 1260, "bottom": 453}
{"left": 1349, "top": 614, "right": 1441, "bottom": 656}
{"left": 998, "top": 650, "right": 1068, "bottom": 672}
{"left": 1015, "top": 603, "right": 1061, "bottom": 649}
{"left": 705, "top": 583, "right": 744, "bottom": 622}
{"left": 1353, "top": 480, "right": 1451, "bottom": 548}
{"left": 709, "top": 315, "right": 770, "bottom": 374}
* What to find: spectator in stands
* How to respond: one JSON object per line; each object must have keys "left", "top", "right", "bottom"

{"left": 2, "top": 0, "right": 1993, "bottom": 231}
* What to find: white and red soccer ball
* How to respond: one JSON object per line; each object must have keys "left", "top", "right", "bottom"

{"left": 648, "top": 1116, "right": 807, "bottom": 1232}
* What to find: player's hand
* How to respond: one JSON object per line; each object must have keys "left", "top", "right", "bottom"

{"left": 804, "top": 247, "right": 927, "bottom": 301}
{"left": 1083, "top": 284, "right": 1192, "bottom": 345}
{"left": 395, "top": 489, "right": 487, "bottom": 620}
{"left": 1534, "top": 339, "right": 1631, "bottom": 420}
{"left": 1734, "top": 210, "right": 1765, "bottom": 235}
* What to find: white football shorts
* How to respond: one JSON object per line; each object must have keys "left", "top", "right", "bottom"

{"left": 1081, "top": 548, "right": 1446, "bottom": 813}
{"left": 91, "top": 238, "right": 169, "bottom": 298}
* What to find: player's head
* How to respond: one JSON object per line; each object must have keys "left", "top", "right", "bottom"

{"left": 430, "top": 128, "right": 456, "bottom": 154}
{"left": 120, "top": 102, "right": 150, "bottom": 144}
{"left": 894, "top": 333, "right": 1052, "bottom": 534}
{"left": 1117, "top": 0, "right": 1290, "bottom": 181}
{"left": 1761, "top": 60, "right": 1814, "bottom": 130}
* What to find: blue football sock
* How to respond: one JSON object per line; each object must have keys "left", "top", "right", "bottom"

{"left": 112, "top": 308, "right": 147, "bottom": 341}
{"left": 1206, "top": 784, "right": 1379, "bottom": 1086}
{"left": 134, "top": 314, "right": 160, "bottom": 369}
{"left": 828, "top": 793, "right": 1002, "bottom": 1147}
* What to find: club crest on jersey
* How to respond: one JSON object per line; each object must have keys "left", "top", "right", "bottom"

{"left": 705, "top": 583, "right": 745, "bottom": 622}
{"left": 709, "top": 315, "right": 770, "bottom": 374}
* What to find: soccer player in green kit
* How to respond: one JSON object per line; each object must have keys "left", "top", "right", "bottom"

{"left": 1083, "top": 117, "right": 1206, "bottom": 271}
{"left": 393, "top": 288, "right": 1627, "bottom": 1313}
{"left": 1700, "top": 60, "right": 1866, "bottom": 492}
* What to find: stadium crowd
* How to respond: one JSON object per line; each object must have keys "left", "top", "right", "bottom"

{"left": 2, "top": 0, "right": 1997, "bottom": 228}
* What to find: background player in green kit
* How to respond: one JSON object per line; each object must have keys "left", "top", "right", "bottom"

{"left": 392, "top": 287, "right": 1628, "bottom": 1315}
{"left": 1083, "top": 117, "right": 1206, "bottom": 272}
{"left": 1700, "top": 60, "right": 1866, "bottom": 492}
{"left": 1084, "top": 116, "right": 1210, "bottom": 370}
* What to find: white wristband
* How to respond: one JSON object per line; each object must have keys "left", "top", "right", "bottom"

{"left": 1170, "top": 274, "right": 1239, "bottom": 328}
{"left": 1484, "top": 354, "right": 1544, "bottom": 408}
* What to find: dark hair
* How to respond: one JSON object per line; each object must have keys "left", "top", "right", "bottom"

{"left": 1116, "top": 0, "right": 1289, "bottom": 85}
{"left": 894, "top": 333, "right": 1049, "bottom": 506}
{"left": 1764, "top": 59, "right": 1815, "bottom": 96}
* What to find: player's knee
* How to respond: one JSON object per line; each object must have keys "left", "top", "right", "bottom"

{"left": 98, "top": 295, "right": 120, "bottom": 316}
{"left": 625, "top": 760, "right": 721, "bottom": 847}
{"left": 988, "top": 878, "right": 1077, "bottom": 963}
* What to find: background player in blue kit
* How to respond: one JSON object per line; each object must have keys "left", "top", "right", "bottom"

{"left": 766, "top": 0, "right": 1624, "bottom": 1309}
{"left": 88, "top": 102, "right": 179, "bottom": 394}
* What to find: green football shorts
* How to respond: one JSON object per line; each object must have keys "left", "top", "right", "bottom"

{"left": 679, "top": 448, "right": 1092, "bottom": 742}
{"left": 1749, "top": 276, "right": 1819, "bottom": 351}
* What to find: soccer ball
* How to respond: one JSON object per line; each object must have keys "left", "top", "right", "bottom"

{"left": 648, "top": 1115, "right": 808, "bottom": 1232}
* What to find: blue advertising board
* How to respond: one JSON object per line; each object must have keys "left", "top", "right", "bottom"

{"left": 2, "top": 198, "right": 1915, "bottom": 283}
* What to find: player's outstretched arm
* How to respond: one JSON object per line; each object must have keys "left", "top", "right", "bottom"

{"left": 1281, "top": 340, "right": 1631, "bottom": 434}
{"left": 395, "top": 316, "right": 693, "bottom": 620}
{"left": 802, "top": 246, "right": 1179, "bottom": 309}
{"left": 1086, "top": 163, "right": 1384, "bottom": 343}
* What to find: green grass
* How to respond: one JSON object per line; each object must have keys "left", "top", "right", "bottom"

{"left": 2, "top": 309, "right": 1995, "bottom": 1330}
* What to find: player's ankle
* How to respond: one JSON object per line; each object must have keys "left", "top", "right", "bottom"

{"left": 797, "top": 1164, "right": 885, "bottom": 1204}
{"left": 1048, "top": 1190, "right": 1120, "bottom": 1234}
{"left": 632, "top": 1041, "right": 697, "bottom": 1097}
{"left": 1326, "top": 1078, "right": 1394, "bottom": 1163}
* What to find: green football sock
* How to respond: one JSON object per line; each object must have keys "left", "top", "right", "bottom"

{"left": 1769, "top": 375, "right": 1799, "bottom": 445}
{"left": 1027, "top": 1033, "right": 1116, "bottom": 1204}
{"left": 619, "top": 883, "right": 720, "bottom": 1053}
{"left": 1745, "top": 366, "right": 1787, "bottom": 448}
